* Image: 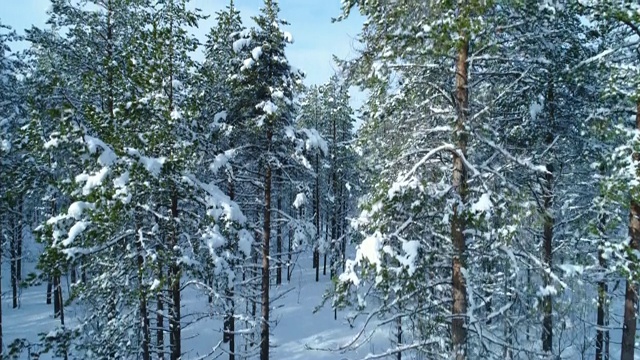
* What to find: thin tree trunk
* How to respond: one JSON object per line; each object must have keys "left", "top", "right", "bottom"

{"left": 621, "top": 100, "right": 640, "bottom": 360}
{"left": 53, "top": 275, "right": 61, "bottom": 318}
{"left": 596, "top": 213, "right": 608, "bottom": 360}
{"left": 276, "top": 188, "right": 282, "bottom": 286}
{"left": 396, "top": 316, "right": 402, "bottom": 360}
{"left": 0, "top": 228, "right": 3, "bottom": 351}
{"left": 314, "top": 153, "right": 320, "bottom": 282}
{"left": 542, "top": 81, "right": 555, "bottom": 355}
{"left": 451, "top": 29, "right": 469, "bottom": 360}
{"left": 157, "top": 267, "right": 165, "bottom": 360}
{"left": 11, "top": 215, "right": 18, "bottom": 308}
{"left": 169, "top": 193, "right": 181, "bottom": 360}
{"left": 287, "top": 223, "right": 293, "bottom": 282}
{"left": 541, "top": 167, "right": 554, "bottom": 354}
{"left": 46, "top": 277, "right": 52, "bottom": 305}
{"left": 261, "top": 131, "right": 273, "bottom": 360}
{"left": 136, "top": 219, "right": 150, "bottom": 360}
{"left": 225, "top": 179, "right": 236, "bottom": 360}
{"left": 323, "top": 214, "right": 328, "bottom": 276}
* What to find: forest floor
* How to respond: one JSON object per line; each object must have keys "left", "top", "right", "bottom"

{"left": 2, "top": 255, "right": 389, "bottom": 359}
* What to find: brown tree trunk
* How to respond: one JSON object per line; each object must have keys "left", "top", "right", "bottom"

{"left": 621, "top": 100, "right": 640, "bottom": 360}
{"left": 260, "top": 129, "right": 273, "bottom": 360}
{"left": 451, "top": 31, "right": 469, "bottom": 360}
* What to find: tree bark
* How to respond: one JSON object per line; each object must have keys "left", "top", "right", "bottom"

{"left": 46, "top": 277, "right": 52, "bottom": 305}
{"left": 541, "top": 166, "right": 554, "bottom": 354}
{"left": 620, "top": 100, "right": 640, "bottom": 360}
{"left": 596, "top": 214, "right": 608, "bottom": 360}
{"left": 157, "top": 266, "right": 165, "bottom": 360}
{"left": 169, "top": 193, "right": 181, "bottom": 360}
{"left": 53, "top": 275, "right": 61, "bottom": 318}
{"left": 11, "top": 213, "right": 18, "bottom": 309}
{"left": 451, "top": 30, "right": 469, "bottom": 360}
{"left": 260, "top": 129, "right": 273, "bottom": 360}
{"left": 276, "top": 187, "right": 282, "bottom": 286}
{"left": 541, "top": 82, "right": 555, "bottom": 356}
{"left": 0, "top": 226, "right": 3, "bottom": 351}
{"left": 225, "top": 179, "right": 236, "bottom": 360}
{"left": 314, "top": 153, "right": 320, "bottom": 282}
{"left": 136, "top": 219, "right": 150, "bottom": 360}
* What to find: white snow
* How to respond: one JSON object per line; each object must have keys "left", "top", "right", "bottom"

{"left": 75, "top": 167, "right": 110, "bottom": 195}
{"left": 251, "top": 46, "right": 263, "bottom": 61}
{"left": 237, "top": 228, "right": 253, "bottom": 257}
{"left": 355, "top": 232, "right": 383, "bottom": 271}
{"left": 140, "top": 155, "right": 166, "bottom": 177}
{"left": 293, "top": 192, "right": 306, "bottom": 209}
{"left": 150, "top": 279, "right": 161, "bottom": 291}
{"left": 85, "top": 135, "right": 117, "bottom": 166}
{"left": 126, "top": 148, "right": 166, "bottom": 177}
{"left": 241, "top": 58, "right": 255, "bottom": 71}
{"left": 210, "top": 149, "right": 237, "bottom": 173}
{"left": 283, "top": 31, "right": 294, "bottom": 43}
{"left": 529, "top": 96, "right": 544, "bottom": 121}
{"left": 398, "top": 240, "right": 420, "bottom": 276}
{"left": 67, "top": 201, "right": 95, "bottom": 220}
{"left": 471, "top": 192, "right": 493, "bottom": 213}
{"left": 537, "top": 285, "right": 558, "bottom": 297}
{"left": 559, "top": 264, "right": 585, "bottom": 277}
{"left": 232, "top": 38, "right": 251, "bottom": 53}
{"left": 61, "top": 220, "right": 89, "bottom": 247}
{"left": 257, "top": 100, "right": 278, "bottom": 115}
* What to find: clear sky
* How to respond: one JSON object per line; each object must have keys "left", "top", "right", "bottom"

{"left": 1, "top": 0, "right": 364, "bottom": 87}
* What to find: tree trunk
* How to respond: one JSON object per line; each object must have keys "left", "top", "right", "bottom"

{"left": 169, "top": 193, "right": 181, "bottom": 360}
{"left": 53, "top": 275, "right": 61, "bottom": 318}
{"left": 46, "top": 277, "right": 52, "bottom": 305}
{"left": 0, "top": 228, "right": 3, "bottom": 351}
{"left": 596, "top": 214, "right": 608, "bottom": 360}
{"left": 226, "top": 179, "right": 236, "bottom": 360}
{"left": 276, "top": 189, "right": 282, "bottom": 286}
{"left": 541, "top": 81, "right": 555, "bottom": 356}
{"left": 451, "top": 31, "right": 469, "bottom": 360}
{"left": 396, "top": 316, "right": 402, "bottom": 360}
{"left": 157, "top": 267, "right": 165, "bottom": 360}
{"left": 621, "top": 100, "right": 640, "bottom": 360}
{"left": 541, "top": 166, "right": 554, "bottom": 354}
{"left": 136, "top": 219, "right": 150, "bottom": 360}
{"left": 11, "top": 219, "right": 18, "bottom": 308}
{"left": 261, "top": 130, "right": 273, "bottom": 360}
{"left": 314, "top": 153, "right": 320, "bottom": 282}
{"left": 287, "top": 223, "right": 293, "bottom": 282}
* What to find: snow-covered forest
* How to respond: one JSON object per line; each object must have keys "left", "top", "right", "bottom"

{"left": 1, "top": 0, "right": 640, "bottom": 359}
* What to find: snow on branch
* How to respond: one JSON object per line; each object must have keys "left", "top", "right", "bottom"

{"left": 474, "top": 132, "right": 550, "bottom": 174}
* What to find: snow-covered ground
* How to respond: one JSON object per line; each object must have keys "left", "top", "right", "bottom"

{"left": 2, "top": 256, "right": 391, "bottom": 359}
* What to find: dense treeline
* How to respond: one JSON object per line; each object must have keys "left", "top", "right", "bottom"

{"left": 2, "top": 0, "right": 640, "bottom": 360}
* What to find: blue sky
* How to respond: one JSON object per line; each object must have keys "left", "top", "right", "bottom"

{"left": 1, "top": 0, "right": 364, "bottom": 87}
